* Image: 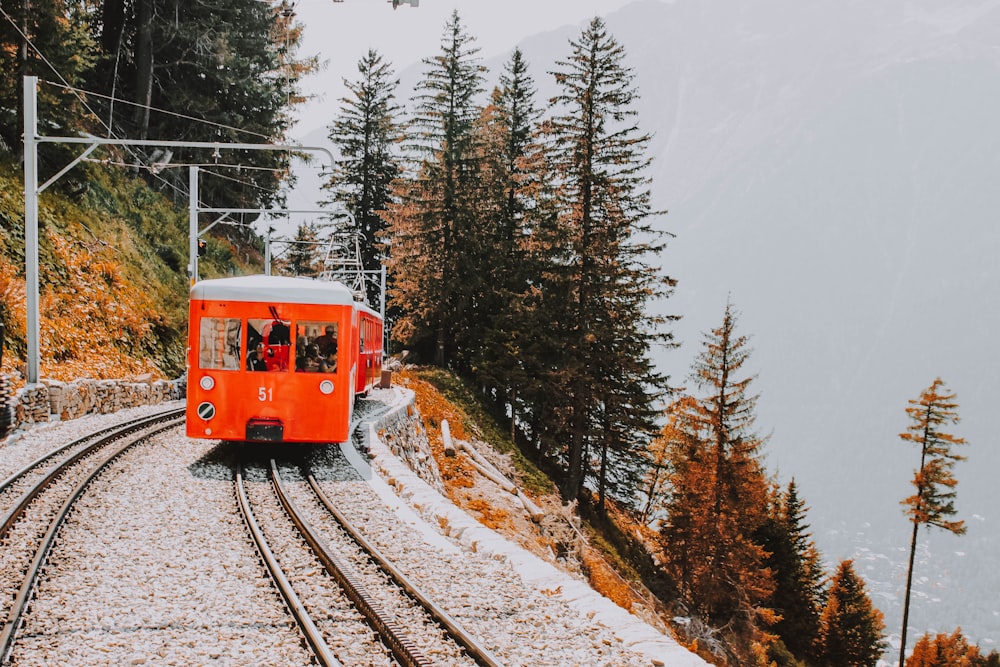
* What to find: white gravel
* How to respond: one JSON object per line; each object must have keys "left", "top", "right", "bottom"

{"left": 0, "top": 395, "right": 708, "bottom": 667}
{"left": 6, "top": 418, "right": 313, "bottom": 667}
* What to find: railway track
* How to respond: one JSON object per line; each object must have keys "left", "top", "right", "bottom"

{"left": 0, "top": 407, "right": 185, "bottom": 663}
{"left": 0, "top": 394, "right": 670, "bottom": 666}
{"left": 236, "top": 451, "right": 503, "bottom": 667}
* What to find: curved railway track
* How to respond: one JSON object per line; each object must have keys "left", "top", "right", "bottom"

{"left": 236, "top": 452, "right": 504, "bottom": 667}
{"left": 0, "top": 407, "right": 185, "bottom": 663}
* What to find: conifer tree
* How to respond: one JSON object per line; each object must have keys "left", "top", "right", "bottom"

{"left": 815, "top": 560, "right": 886, "bottom": 667}
{"left": 540, "top": 16, "right": 674, "bottom": 502}
{"left": 898, "top": 378, "right": 967, "bottom": 666}
{"left": 89, "top": 0, "right": 311, "bottom": 212}
{"left": 659, "top": 303, "right": 774, "bottom": 657}
{"left": 756, "top": 480, "right": 826, "bottom": 662}
{"left": 906, "top": 628, "right": 988, "bottom": 667}
{"left": 470, "top": 48, "right": 546, "bottom": 428}
{"left": 278, "top": 222, "right": 320, "bottom": 278}
{"left": 324, "top": 49, "right": 402, "bottom": 307}
{"left": 385, "top": 10, "right": 485, "bottom": 367}
{"left": 0, "top": 0, "right": 99, "bottom": 154}
{"left": 639, "top": 404, "right": 694, "bottom": 526}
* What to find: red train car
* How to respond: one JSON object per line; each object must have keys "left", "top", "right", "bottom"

{"left": 186, "top": 274, "right": 383, "bottom": 443}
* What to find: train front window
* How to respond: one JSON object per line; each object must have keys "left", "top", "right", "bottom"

{"left": 295, "top": 321, "right": 339, "bottom": 373}
{"left": 198, "top": 318, "right": 241, "bottom": 370}
{"left": 247, "top": 317, "right": 292, "bottom": 372}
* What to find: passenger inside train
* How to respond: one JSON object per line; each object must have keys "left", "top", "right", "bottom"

{"left": 246, "top": 342, "right": 268, "bottom": 371}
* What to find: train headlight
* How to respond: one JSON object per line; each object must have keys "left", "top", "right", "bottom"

{"left": 319, "top": 380, "right": 334, "bottom": 395}
{"left": 199, "top": 375, "right": 215, "bottom": 391}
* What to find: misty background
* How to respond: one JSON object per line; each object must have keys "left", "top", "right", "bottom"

{"left": 286, "top": 0, "right": 1000, "bottom": 659}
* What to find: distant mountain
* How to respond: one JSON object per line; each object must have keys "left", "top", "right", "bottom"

{"left": 293, "top": 0, "right": 1000, "bottom": 658}
{"left": 583, "top": 0, "right": 1000, "bottom": 658}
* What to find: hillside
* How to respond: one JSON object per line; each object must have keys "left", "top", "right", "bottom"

{"left": 393, "top": 366, "right": 718, "bottom": 662}
{"left": 0, "top": 159, "right": 256, "bottom": 386}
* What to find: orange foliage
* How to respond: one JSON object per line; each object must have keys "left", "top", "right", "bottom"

{"left": 0, "top": 234, "right": 165, "bottom": 387}
{"left": 907, "top": 629, "right": 985, "bottom": 667}
{"left": 397, "top": 368, "right": 476, "bottom": 490}
{"left": 464, "top": 497, "right": 511, "bottom": 531}
{"left": 581, "top": 545, "right": 635, "bottom": 611}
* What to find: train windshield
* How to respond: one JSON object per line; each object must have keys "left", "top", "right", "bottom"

{"left": 295, "top": 321, "right": 339, "bottom": 373}
{"left": 198, "top": 317, "right": 241, "bottom": 370}
{"left": 245, "top": 317, "right": 292, "bottom": 372}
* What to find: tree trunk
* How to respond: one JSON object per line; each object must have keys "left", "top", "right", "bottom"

{"left": 899, "top": 519, "right": 919, "bottom": 667}
{"left": 134, "top": 0, "right": 153, "bottom": 139}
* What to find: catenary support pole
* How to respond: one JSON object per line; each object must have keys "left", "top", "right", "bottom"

{"left": 23, "top": 77, "right": 39, "bottom": 384}
{"left": 189, "top": 165, "right": 198, "bottom": 285}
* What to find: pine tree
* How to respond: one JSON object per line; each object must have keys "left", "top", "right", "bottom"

{"left": 815, "top": 560, "right": 886, "bottom": 667}
{"left": 659, "top": 303, "right": 774, "bottom": 658}
{"left": 469, "top": 48, "right": 546, "bottom": 431}
{"left": 324, "top": 49, "right": 403, "bottom": 307}
{"left": 385, "top": 10, "right": 485, "bottom": 367}
{"left": 87, "top": 0, "right": 312, "bottom": 213}
{"left": 278, "top": 222, "right": 320, "bottom": 278}
{"left": 540, "top": 16, "right": 674, "bottom": 502}
{"left": 1, "top": 1, "right": 99, "bottom": 155}
{"left": 756, "top": 480, "right": 826, "bottom": 662}
{"left": 898, "top": 378, "right": 967, "bottom": 667}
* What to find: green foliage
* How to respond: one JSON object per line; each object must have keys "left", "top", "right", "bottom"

{"left": 533, "top": 16, "right": 674, "bottom": 504}
{"left": 324, "top": 49, "right": 403, "bottom": 306}
{"left": 756, "top": 480, "right": 826, "bottom": 662}
{"left": 0, "top": 159, "right": 200, "bottom": 377}
{"left": 386, "top": 10, "right": 487, "bottom": 369}
{"left": 277, "top": 222, "right": 321, "bottom": 278}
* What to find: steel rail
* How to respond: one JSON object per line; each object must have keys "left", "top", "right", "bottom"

{"left": 0, "top": 415, "right": 184, "bottom": 664}
{"left": 0, "top": 406, "right": 185, "bottom": 496}
{"left": 0, "top": 408, "right": 185, "bottom": 537}
{"left": 269, "top": 460, "right": 433, "bottom": 667}
{"left": 234, "top": 463, "right": 342, "bottom": 667}
{"left": 306, "top": 471, "right": 506, "bottom": 667}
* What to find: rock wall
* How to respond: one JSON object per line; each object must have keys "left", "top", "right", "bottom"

{"left": 368, "top": 389, "right": 446, "bottom": 495}
{"left": 1, "top": 375, "right": 186, "bottom": 437}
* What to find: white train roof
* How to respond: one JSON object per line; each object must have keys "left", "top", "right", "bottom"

{"left": 190, "top": 275, "right": 357, "bottom": 306}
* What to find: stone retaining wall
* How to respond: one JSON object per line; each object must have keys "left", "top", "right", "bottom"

{"left": 369, "top": 389, "right": 446, "bottom": 495}
{"left": 0, "top": 374, "right": 186, "bottom": 436}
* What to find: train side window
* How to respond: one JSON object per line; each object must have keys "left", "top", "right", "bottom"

{"left": 199, "top": 317, "right": 241, "bottom": 370}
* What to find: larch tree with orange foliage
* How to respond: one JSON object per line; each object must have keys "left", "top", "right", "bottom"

{"left": 639, "top": 399, "right": 699, "bottom": 526}
{"left": 658, "top": 302, "right": 775, "bottom": 662}
{"left": 906, "top": 628, "right": 997, "bottom": 667}
{"left": 898, "top": 378, "right": 968, "bottom": 667}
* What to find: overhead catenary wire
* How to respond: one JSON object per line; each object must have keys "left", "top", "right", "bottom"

{"left": 44, "top": 81, "right": 275, "bottom": 143}
{"left": 0, "top": 6, "right": 306, "bottom": 208}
